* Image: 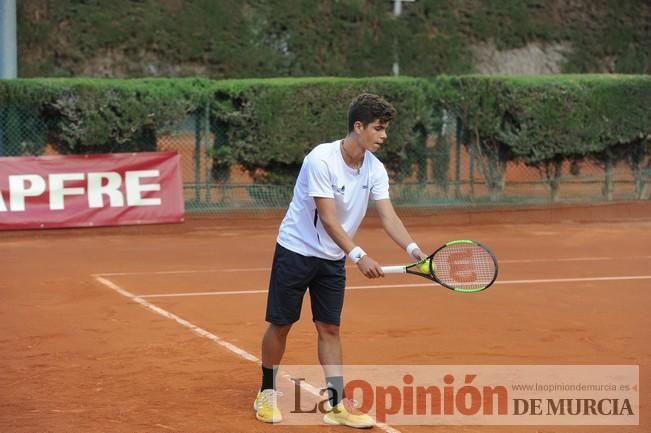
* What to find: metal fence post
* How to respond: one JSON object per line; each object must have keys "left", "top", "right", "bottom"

{"left": 204, "top": 101, "right": 211, "bottom": 203}
{"left": 455, "top": 116, "right": 462, "bottom": 198}
{"left": 193, "top": 109, "right": 201, "bottom": 203}
{"left": 0, "top": 0, "right": 18, "bottom": 79}
{"left": 469, "top": 144, "right": 475, "bottom": 198}
{"left": 0, "top": 107, "right": 5, "bottom": 156}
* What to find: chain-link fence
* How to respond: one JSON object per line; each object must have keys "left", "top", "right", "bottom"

{"left": 1, "top": 105, "right": 648, "bottom": 216}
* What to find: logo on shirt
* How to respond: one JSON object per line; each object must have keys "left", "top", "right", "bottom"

{"left": 333, "top": 184, "right": 345, "bottom": 195}
{"left": 362, "top": 184, "right": 369, "bottom": 190}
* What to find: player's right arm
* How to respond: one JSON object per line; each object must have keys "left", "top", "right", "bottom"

{"left": 314, "top": 197, "right": 383, "bottom": 279}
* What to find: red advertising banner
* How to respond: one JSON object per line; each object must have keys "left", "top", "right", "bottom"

{"left": 0, "top": 152, "right": 184, "bottom": 230}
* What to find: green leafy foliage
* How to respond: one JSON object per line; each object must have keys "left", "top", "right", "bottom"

{"left": 0, "top": 79, "right": 206, "bottom": 155}
{"left": 208, "top": 77, "right": 434, "bottom": 183}
{"left": 17, "top": 0, "right": 651, "bottom": 78}
{"left": 437, "top": 75, "right": 651, "bottom": 200}
{"left": 1, "top": 76, "right": 650, "bottom": 202}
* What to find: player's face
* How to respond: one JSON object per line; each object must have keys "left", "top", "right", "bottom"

{"left": 355, "top": 119, "right": 389, "bottom": 152}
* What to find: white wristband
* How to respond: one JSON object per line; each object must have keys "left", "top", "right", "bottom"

{"left": 406, "top": 242, "right": 420, "bottom": 257}
{"left": 348, "top": 246, "right": 367, "bottom": 264}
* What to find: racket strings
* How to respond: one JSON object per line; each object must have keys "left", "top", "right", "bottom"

{"left": 433, "top": 244, "right": 496, "bottom": 290}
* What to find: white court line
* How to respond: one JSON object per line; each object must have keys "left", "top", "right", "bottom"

{"left": 98, "top": 267, "right": 272, "bottom": 276}
{"left": 135, "top": 275, "right": 651, "bottom": 299}
{"left": 95, "top": 255, "right": 651, "bottom": 277}
{"left": 93, "top": 275, "right": 401, "bottom": 433}
{"left": 501, "top": 256, "right": 651, "bottom": 264}
{"left": 94, "top": 276, "right": 259, "bottom": 362}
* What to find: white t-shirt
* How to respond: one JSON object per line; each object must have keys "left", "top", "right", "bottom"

{"left": 277, "top": 139, "right": 390, "bottom": 260}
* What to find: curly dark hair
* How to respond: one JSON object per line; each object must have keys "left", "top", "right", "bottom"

{"left": 347, "top": 93, "right": 397, "bottom": 132}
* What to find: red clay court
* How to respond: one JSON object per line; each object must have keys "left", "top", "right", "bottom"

{"left": 2, "top": 201, "right": 650, "bottom": 433}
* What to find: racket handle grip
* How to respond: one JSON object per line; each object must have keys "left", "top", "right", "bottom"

{"left": 381, "top": 266, "right": 407, "bottom": 274}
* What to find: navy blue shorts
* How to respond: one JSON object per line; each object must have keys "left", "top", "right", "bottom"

{"left": 265, "top": 243, "right": 346, "bottom": 326}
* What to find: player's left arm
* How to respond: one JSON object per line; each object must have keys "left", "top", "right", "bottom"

{"left": 375, "top": 198, "right": 427, "bottom": 261}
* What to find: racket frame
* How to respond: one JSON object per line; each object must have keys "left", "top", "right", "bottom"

{"left": 384, "top": 239, "right": 498, "bottom": 293}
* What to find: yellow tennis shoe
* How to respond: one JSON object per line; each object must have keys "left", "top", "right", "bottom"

{"left": 323, "top": 398, "right": 374, "bottom": 429}
{"left": 253, "top": 389, "right": 282, "bottom": 423}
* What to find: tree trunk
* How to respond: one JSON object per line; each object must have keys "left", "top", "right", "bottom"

{"left": 472, "top": 130, "right": 505, "bottom": 202}
{"left": 603, "top": 158, "right": 614, "bottom": 201}
{"left": 549, "top": 159, "right": 562, "bottom": 202}
{"left": 633, "top": 159, "right": 648, "bottom": 200}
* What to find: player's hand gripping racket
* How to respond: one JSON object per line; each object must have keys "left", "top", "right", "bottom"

{"left": 381, "top": 240, "right": 498, "bottom": 292}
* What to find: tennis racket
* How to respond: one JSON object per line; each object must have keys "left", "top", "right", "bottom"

{"left": 381, "top": 240, "right": 498, "bottom": 292}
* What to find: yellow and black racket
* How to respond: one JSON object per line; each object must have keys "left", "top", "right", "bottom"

{"left": 381, "top": 240, "right": 498, "bottom": 292}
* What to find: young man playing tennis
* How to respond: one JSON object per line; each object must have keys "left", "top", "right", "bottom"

{"left": 254, "top": 93, "right": 427, "bottom": 428}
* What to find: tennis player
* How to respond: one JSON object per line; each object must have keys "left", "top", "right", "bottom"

{"left": 254, "top": 93, "right": 427, "bottom": 427}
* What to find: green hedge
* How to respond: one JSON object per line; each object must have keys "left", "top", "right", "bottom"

{"left": 1, "top": 76, "right": 650, "bottom": 198}
{"left": 208, "top": 77, "right": 433, "bottom": 183}
{"left": 437, "top": 75, "right": 651, "bottom": 200}
{"left": 18, "top": 1, "right": 651, "bottom": 78}
{"left": 0, "top": 78, "right": 210, "bottom": 155}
